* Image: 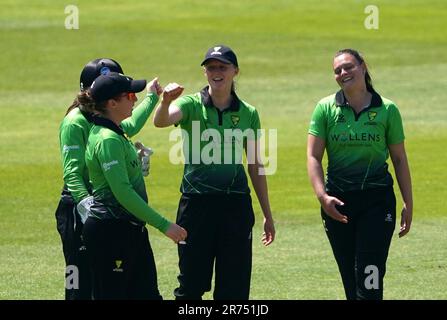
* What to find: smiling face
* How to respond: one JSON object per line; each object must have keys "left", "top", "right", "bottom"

{"left": 204, "top": 59, "right": 239, "bottom": 93}
{"left": 333, "top": 53, "right": 366, "bottom": 92}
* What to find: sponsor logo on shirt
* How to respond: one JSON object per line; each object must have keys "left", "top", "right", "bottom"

{"left": 336, "top": 114, "right": 346, "bottom": 123}
{"left": 63, "top": 145, "right": 80, "bottom": 153}
{"left": 113, "top": 260, "right": 124, "bottom": 272}
{"left": 130, "top": 159, "right": 139, "bottom": 168}
{"left": 331, "top": 132, "right": 380, "bottom": 142}
{"left": 102, "top": 160, "right": 118, "bottom": 171}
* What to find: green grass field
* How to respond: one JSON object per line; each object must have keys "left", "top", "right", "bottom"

{"left": 1, "top": 0, "right": 446, "bottom": 299}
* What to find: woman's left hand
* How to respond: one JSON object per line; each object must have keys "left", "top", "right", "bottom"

{"left": 262, "top": 217, "right": 275, "bottom": 246}
{"left": 399, "top": 204, "right": 413, "bottom": 238}
{"left": 147, "top": 77, "right": 163, "bottom": 96}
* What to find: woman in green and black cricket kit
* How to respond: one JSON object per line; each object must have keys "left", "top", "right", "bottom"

{"left": 153, "top": 45, "right": 276, "bottom": 300}
{"left": 56, "top": 58, "right": 162, "bottom": 299}
{"left": 80, "top": 72, "right": 187, "bottom": 300}
{"left": 307, "top": 49, "right": 413, "bottom": 300}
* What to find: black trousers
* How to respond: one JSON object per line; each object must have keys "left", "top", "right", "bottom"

{"left": 82, "top": 218, "right": 162, "bottom": 300}
{"left": 55, "top": 197, "right": 92, "bottom": 300}
{"left": 174, "top": 193, "right": 255, "bottom": 300}
{"left": 321, "top": 187, "right": 396, "bottom": 300}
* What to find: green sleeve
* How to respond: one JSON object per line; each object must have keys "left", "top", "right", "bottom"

{"left": 250, "top": 109, "right": 261, "bottom": 140}
{"left": 60, "top": 121, "right": 90, "bottom": 203}
{"left": 121, "top": 93, "right": 159, "bottom": 137}
{"left": 176, "top": 95, "right": 195, "bottom": 126}
{"left": 96, "top": 137, "right": 171, "bottom": 233}
{"left": 308, "top": 103, "right": 327, "bottom": 139}
{"left": 386, "top": 104, "right": 405, "bottom": 145}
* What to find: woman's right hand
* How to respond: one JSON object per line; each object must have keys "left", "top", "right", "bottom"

{"left": 319, "top": 194, "right": 348, "bottom": 223}
{"left": 165, "top": 223, "right": 188, "bottom": 244}
{"left": 162, "top": 83, "right": 184, "bottom": 105}
{"left": 147, "top": 77, "right": 163, "bottom": 96}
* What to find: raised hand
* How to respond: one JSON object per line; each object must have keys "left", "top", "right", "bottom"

{"left": 162, "top": 83, "right": 184, "bottom": 105}
{"left": 147, "top": 77, "right": 163, "bottom": 96}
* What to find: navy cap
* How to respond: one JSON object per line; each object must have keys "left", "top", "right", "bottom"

{"left": 201, "top": 45, "right": 238, "bottom": 67}
{"left": 89, "top": 72, "right": 146, "bottom": 103}
{"left": 80, "top": 58, "right": 124, "bottom": 91}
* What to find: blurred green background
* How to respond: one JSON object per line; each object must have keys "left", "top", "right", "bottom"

{"left": 0, "top": 0, "right": 446, "bottom": 299}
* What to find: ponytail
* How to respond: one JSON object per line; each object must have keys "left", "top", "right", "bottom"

{"left": 76, "top": 90, "right": 108, "bottom": 114}
{"left": 65, "top": 98, "right": 81, "bottom": 116}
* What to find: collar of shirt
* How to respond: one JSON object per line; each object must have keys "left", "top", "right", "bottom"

{"left": 79, "top": 108, "right": 94, "bottom": 122}
{"left": 91, "top": 115, "right": 129, "bottom": 140}
{"left": 200, "top": 86, "right": 241, "bottom": 112}
{"left": 335, "top": 89, "right": 383, "bottom": 108}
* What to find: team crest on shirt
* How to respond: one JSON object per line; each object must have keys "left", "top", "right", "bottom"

{"left": 365, "top": 111, "right": 378, "bottom": 125}
{"left": 368, "top": 111, "right": 377, "bottom": 121}
{"left": 231, "top": 115, "right": 240, "bottom": 127}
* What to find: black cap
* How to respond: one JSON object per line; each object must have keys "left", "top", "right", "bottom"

{"left": 201, "top": 45, "right": 238, "bottom": 67}
{"left": 80, "top": 58, "right": 124, "bottom": 91}
{"left": 89, "top": 72, "right": 146, "bottom": 103}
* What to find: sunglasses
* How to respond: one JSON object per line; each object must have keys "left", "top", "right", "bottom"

{"left": 117, "top": 92, "right": 137, "bottom": 100}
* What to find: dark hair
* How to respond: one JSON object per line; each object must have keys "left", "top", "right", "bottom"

{"left": 65, "top": 98, "right": 81, "bottom": 116}
{"left": 66, "top": 58, "right": 124, "bottom": 116}
{"left": 335, "top": 49, "right": 374, "bottom": 92}
{"left": 76, "top": 91, "right": 108, "bottom": 114}
{"left": 64, "top": 91, "right": 104, "bottom": 116}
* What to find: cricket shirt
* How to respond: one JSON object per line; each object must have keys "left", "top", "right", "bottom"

{"left": 85, "top": 116, "right": 170, "bottom": 233}
{"left": 59, "top": 93, "right": 159, "bottom": 203}
{"left": 175, "top": 86, "right": 261, "bottom": 194}
{"left": 308, "top": 90, "right": 405, "bottom": 192}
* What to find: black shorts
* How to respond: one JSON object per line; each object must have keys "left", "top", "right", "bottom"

{"left": 321, "top": 186, "right": 396, "bottom": 300}
{"left": 82, "top": 218, "right": 162, "bottom": 300}
{"left": 174, "top": 193, "right": 255, "bottom": 300}
{"left": 55, "top": 194, "right": 91, "bottom": 300}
